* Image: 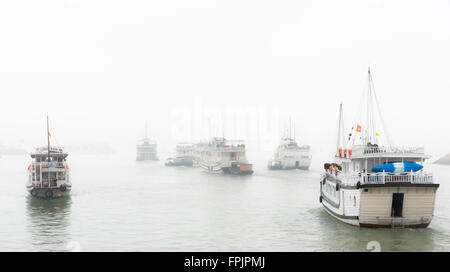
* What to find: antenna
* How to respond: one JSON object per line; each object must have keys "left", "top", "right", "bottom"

{"left": 336, "top": 102, "right": 343, "bottom": 155}
{"left": 294, "top": 118, "right": 296, "bottom": 141}
{"left": 145, "top": 122, "right": 148, "bottom": 139}
{"left": 222, "top": 111, "right": 225, "bottom": 139}
{"left": 47, "top": 114, "right": 50, "bottom": 162}
{"left": 289, "top": 117, "right": 292, "bottom": 139}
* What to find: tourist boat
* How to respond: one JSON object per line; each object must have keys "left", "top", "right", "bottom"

{"left": 198, "top": 137, "right": 253, "bottom": 175}
{"left": 26, "top": 116, "right": 71, "bottom": 198}
{"left": 320, "top": 69, "right": 439, "bottom": 228}
{"left": 136, "top": 124, "right": 158, "bottom": 161}
{"left": 165, "top": 142, "right": 195, "bottom": 166}
{"left": 268, "top": 122, "right": 311, "bottom": 170}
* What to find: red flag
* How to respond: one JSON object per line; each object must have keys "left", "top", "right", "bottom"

{"left": 356, "top": 125, "right": 361, "bottom": 132}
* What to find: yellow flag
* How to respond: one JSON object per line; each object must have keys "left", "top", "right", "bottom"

{"left": 375, "top": 133, "right": 380, "bottom": 136}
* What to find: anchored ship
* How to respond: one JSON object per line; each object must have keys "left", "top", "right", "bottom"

{"left": 268, "top": 122, "right": 311, "bottom": 170}
{"left": 26, "top": 116, "right": 71, "bottom": 198}
{"left": 136, "top": 123, "right": 158, "bottom": 161}
{"left": 320, "top": 69, "right": 439, "bottom": 228}
{"left": 198, "top": 137, "right": 253, "bottom": 175}
{"left": 165, "top": 142, "right": 195, "bottom": 166}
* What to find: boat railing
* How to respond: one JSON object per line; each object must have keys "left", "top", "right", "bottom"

{"left": 31, "top": 162, "right": 66, "bottom": 169}
{"left": 338, "top": 171, "right": 433, "bottom": 185}
{"left": 362, "top": 172, "right": 433, "bottom": 184}
{"left": 351, "top": 146, "right": 425, "bottom": 157}
{"left": 30, "top": 181, "right": 61, "bottom": 189}
{"left": 36, "top": 146, "right": 64, "bottom": 153}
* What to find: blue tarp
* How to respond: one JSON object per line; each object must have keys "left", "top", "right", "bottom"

{"left": 372, "top": 162, "right": 423, "bottom": 173}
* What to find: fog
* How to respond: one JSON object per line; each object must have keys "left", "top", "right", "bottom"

{"left": 1, "top": 0, "right": 450, "bottom": 162}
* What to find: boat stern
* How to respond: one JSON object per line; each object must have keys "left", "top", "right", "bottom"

{"left": 358, "top": 183, "right": 439, "bottom": 228}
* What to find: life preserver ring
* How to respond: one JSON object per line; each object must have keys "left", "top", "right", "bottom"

{"left": 60, "top": 185, "right": 67, "bottom": 192}
{"left": 30, "top": 189, "right": 38, "bottom": 197}
{"left": 45, "top": 190, "right": 53, "bottom": 198}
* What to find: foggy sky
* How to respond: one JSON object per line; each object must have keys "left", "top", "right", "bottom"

{"left": 1, "top": 0, "right": 449, "bottom": 159}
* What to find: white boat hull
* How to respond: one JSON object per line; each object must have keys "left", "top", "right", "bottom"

{"left": 320, "top": 174, "right": 438, "bottom": 228}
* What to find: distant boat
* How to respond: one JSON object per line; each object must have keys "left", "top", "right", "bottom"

{"left": 268, "top": 121, "right": 311, "bottom": 170}
{"left": 320, "top": 69, "right": 439, "bottom": 228}
{"left": 26, "top": 115, "right": 71, "bottom": 198}
{"left": 165, "top": 142, "right": 195, "bottom": 167}
{"left": 136, "top": 123, "right": 158, "bottom": 161}
{"left": 197, "top": 137, "right": 253, "bottom": 175}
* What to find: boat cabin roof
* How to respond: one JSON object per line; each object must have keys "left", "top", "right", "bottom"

{"left": 138, "top": 138, "right": 156, "bottom": 145}
{"left": 336, "top": 144, "right": 430, "bottom": 161}
{"left": 31, "top": 153, "right": 68, "bottom": 159}
{"left": 31, "top": 146, "right": 68, "bottom": 158}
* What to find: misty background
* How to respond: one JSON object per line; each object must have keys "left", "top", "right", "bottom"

{"left": 1, "top": 0, "right": 449, "bottom": 167}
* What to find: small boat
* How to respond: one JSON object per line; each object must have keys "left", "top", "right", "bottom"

{"left": 268, "top": 119, "right": 311, "bottom": 170}
{"left": 136, "top": 123, "right": 158, "bottom": 161}
{"left": 165, "top": 142, "right": 195, "bottom": 167}
{"left": 26, "top": 116, "right": 71, "bottom": 198}
{"left": 268, "top": 138, "right": 311, "bottom": 170}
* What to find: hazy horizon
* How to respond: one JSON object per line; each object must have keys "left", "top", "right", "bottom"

{"left": 1, "top": 0, "right": 449, "bottom": 160}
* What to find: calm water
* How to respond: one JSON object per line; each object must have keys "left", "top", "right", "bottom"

{"left": 1, "top": 151, "right": 450, "bottom": 252}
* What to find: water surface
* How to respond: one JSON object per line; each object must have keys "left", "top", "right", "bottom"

{"left": 1, "top": 151, "right": 449, "bottom": 251}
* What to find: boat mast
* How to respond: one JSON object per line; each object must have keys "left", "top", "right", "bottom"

{"left": 293, "top": 118, "right": 296, "bottom": 142}
{"left": 145, "top": 122, "right": 148, "bottom": 139}
{"left": 289, "top": 117, "right": 292, "bottom": 139}
{"left": 366, "top": 67, "right": 376, "bottom": 145}
{"left": 47, "top": 114, "right": 50, "bottom": 162}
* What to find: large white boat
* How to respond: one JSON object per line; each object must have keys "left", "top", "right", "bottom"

{"left": 26, "top": 116, "right": 71, "bottom": 198}
{"left": 320, "top": 69, "right": 439, "bottom": 228}
{"left": 198, "top": 137, "right": 253, "bottom": 175}
{"left": 268, "top": 136, "right": 311, "bottom": 170}
{"left": 165, "top": 142, "right": 195, "bottom": 167}
{"left": 136, "top": 124, "right": 158, "bottom": 161}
